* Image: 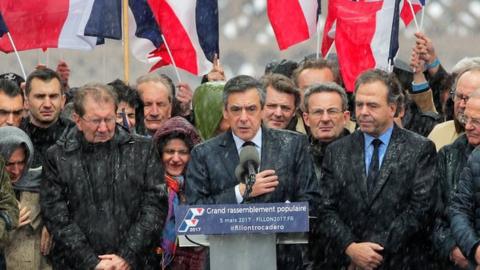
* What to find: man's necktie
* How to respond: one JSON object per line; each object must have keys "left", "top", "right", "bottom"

{"left": 367, "top": 138, "right": 382, "bottom": 193}
{"left": 242, "top": 141, "right": 255, "bottom": 147}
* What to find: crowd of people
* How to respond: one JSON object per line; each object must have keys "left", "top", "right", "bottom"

{"left": 0, "top": 30, "right": 478, "bottom": 270}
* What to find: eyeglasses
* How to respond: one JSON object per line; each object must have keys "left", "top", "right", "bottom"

{"left": 81, "top": 116, "right": 116, "bottom": 128}
{"left": 459, "top": 115, "right": 480, "bottom": 128}
{"left": 450, "top": 89, "right": 469, "bottom": 103}
{"left": 308, "top": 108, "right": 343, "bottom": 117}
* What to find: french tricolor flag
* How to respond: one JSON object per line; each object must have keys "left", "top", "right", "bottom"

{"left": 400, "top": 0, "right": 424, "bottom": 26}
{"left": 333, "top": 0, "right": 401, "bottom": 92}
{"left": 146, "top": 0, "right": 219, "bottom": 75}
{"left": 0, "top": 0, "right": 104, "bottom": 52}
{"left": 267, "top": 0, "right": 320, "bottom": 50}
{"left": 0, "top": 13, "right": 7, "bottom": 37}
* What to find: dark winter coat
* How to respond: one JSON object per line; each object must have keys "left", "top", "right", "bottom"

{"left": 318, "top": 125, "right": 437, "bottom": 269}
{"left": 434, "top": 134, "right": 473, "bottom": 269}
{"left": 185, "top": 127, "right": 320, "bottom": 270}
{"left": 40, "top": 125, "right": 168, "bottom": 269}
{"left": 20, "top": 117, "right": 75, "bottom": 169}
{"left": 308, "top": 128, "right": 350, "bottom": 269}
{"left": 185, "top": 126, "right": 320, "bottom": 211}
{"left": 449, "top": 148, "right": 480, "bottom": 267}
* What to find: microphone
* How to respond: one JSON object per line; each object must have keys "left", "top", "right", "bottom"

{"left": 235, "top": 145, "right": 259, "bottom": 201}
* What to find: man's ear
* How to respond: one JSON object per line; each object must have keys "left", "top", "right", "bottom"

{"left": 73, "top": 113, "right": 82, "bottom": 131}
{"left": 302, "top": 111, "right": 310, "bottom": 128}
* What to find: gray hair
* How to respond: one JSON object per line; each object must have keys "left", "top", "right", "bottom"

{"left": 452, "top": 57, "right": 480, "bottom": 75}
{"left": 135, "top": 73, "right": 173, "bottom": 103}
{"left": 73, "top": 83, "right": 118, "bottom": 117}
{"left": 303, "top": 82, "right": 349, "bottom": 112}
{"left": 453, "top": 65, "right": 480, "bottom": 91}
{"left": 223, "top": 75, "right": 265, "bottom": 108}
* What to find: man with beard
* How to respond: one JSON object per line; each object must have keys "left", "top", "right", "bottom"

{"left": 429, "top": 65, "right": 480, "bottom": 150}
{"left": 21, "top": 68, "right": 74, "bottom": 168}
{"left": 318, "top": 69, "right": 437, "bottom": 269}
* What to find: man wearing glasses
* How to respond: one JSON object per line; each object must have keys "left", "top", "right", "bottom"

{"left": 434, "top": 88, "right": 480, "bottom": 269}
{"left": 41, "top": 83, "right": 167, "bottom": 270}
{"left": 428, "top": 65, "right": 480, "bottom": 151}
{"left": 186, "top": 75, "right": 319, "bottom": 270}
{"left": 301, "top": 82, "right": 350, "bottom": 268}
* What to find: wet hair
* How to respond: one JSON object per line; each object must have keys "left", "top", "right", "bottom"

{"left": 73, "top": 83, "right": 118, "bottom": 117}
{"left": 292, "top": 57, "right": 341, "bottom": 86}
{"left": 156, "top": 131, "right": 194, "bottom": 156}
{"left": 260, "top": 73, "right": 300, "bottom": 109}
{"left": 354, "top": 69, "right": 402, "bottom": 105}
{"left": 108, "top": 79, "right": 141, "bottom": 110}
{"left": 0, "top": 79, "right": 23, "bottom": 101}
{"left": 25, "top": 68, "right": 63, "bottom": 96}
{"left": 264, "top": 59, "right": 298, "bottom": 78}
{"left": 223, "top": 75, "right": 265, "bottom": 108}
{"left": 135, "top": 73, "right": 173, "bottom": 103}
{"left": 303, "top": 82, "right": 349, "bottom": 112}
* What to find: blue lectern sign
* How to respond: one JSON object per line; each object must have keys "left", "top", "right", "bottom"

{"left": 175, "top": 202, "right": 309, "bottom": 235}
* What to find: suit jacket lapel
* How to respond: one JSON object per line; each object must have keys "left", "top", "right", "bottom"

{"left": 219, "top": 131, "right": 240, "bottom": 182}
{"left": 260, "top": 127, "right": 274, "bottom": 171}
{"left": 352, "top": 131, "right": 369, "bottom": 204}
{"left": 369, "top": 125, "right": 402, "bottom": 203}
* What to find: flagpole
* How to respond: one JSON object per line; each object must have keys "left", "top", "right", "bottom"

{"left": 161, "top": 34, "right": 182, "bottom": 83}
{"left": 325, "top": 41, "right": 335, "bottom": 60}
{"left": 420, "top": 7, "right": 425, "bottom": 30}
{"left": 6, "top": 32, "right": 27, "bottom": 79}
{"left": 122, "top": 0, "right": 130, "bottom": 83}
{"left": 316, "top": 16, "right": 321, "bottom": 59}
{"left": 407, "top": 0, "right": 420, "bottom": 32}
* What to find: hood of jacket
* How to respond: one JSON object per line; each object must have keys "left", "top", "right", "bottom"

{"left": 0, "top": 126, "right": 41, "bottom": 192}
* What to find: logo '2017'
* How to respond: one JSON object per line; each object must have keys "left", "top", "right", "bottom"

{"left": 178, "top": 208, "right": 205, "bottom": 233}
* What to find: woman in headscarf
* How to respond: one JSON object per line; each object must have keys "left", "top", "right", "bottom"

{"left": 0, "top": 126, "right": 51, "bottom": 270}
{"left": 153, "top": 116, "right": 205, "bottom": 270}
{"left": 193, "top": 81, "right": 229, "bottom": 140}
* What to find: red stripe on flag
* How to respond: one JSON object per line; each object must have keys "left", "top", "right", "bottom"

{"left": 335, "top": 1, "right": 382, "bottom": 92}
{"left": 267, "top": 0, "right": 310, "bottom": 50}
{"left": 321, "top": 0, "right": 338, "bottom": 56}
{"left": 0, "top": 0, "right": 68, "bottom": 52}
{"left": 148, "top": 0, "right": 198, "bottom": 74}
{"left": 400, "top": 0, "right": 422, "bottom": 26}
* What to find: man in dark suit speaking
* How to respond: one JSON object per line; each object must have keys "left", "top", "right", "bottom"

{"left": 317, "top": 69, "right": 437, "bottom": 269}
{"left": 186, "top": 75, "right": 319, "bottom": 208}
{"left": 186, "top": 75, "right": 320, "bottom": 269}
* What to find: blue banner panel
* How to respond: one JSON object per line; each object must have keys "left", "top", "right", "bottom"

{"left": 175, "top": 202, "right": 309, "bottom": 235}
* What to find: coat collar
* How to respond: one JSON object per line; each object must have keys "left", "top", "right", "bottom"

{"left": 368, "top": 124, "right": 405, "bottom": 203}
{"left": 352, "top": 124, "right": 405, "bottom": 204}
{"left": 59, "top": 124, "right": 133, "bottom": 153}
